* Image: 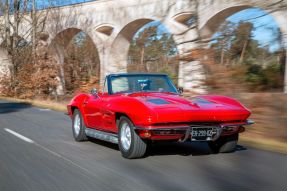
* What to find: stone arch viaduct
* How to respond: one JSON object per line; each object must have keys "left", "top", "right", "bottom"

{"left": 1, "top": 0, "right": 287, "bottom": 93}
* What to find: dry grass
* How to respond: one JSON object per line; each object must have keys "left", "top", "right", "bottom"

{"left": 213, "top": 92, "right": 287, "bottom": 154}
{"left": 240, "top": 135, "right": 287, "bottom": 154}
{"left": 232, "top": 93, "right": 287, "bottom": 143}
{"left": 0, "top": 96, "right": 67, "bottom": 112}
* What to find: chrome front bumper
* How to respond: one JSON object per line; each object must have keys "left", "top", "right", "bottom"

{"left": 135, "top": 120, "right": 254, "bottom": 142}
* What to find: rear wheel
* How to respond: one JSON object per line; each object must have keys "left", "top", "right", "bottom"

{"left": 118, "top": 116, "right": 147, "bottom": 159}
{"left": 72, "top": 109, "right": 88, "bottom": 142}
{"left": 208, "top": 133, "right": 238, "bottom": 153}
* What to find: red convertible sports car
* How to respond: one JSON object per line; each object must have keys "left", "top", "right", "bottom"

{"left": 67, "top": 73, "right": 253, "bottom": 159}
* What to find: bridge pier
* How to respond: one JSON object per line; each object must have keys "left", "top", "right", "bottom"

{"left": 50, "top": 43, "right": 66, "bottom": 95}
{"left": 0, "top": 48, "right": 10, "bottom": 79}
{"left": 169, "top": 25, "right": 207, "bottom": 94}
{"left": 97, "top": 42, "right": 119, "bottom": 89}
{"left": 284, "top": 49, "right": 287, "bottom": 94}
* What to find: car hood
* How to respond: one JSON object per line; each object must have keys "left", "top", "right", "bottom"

{"left": 128, "top": 92, "right": 250, "bottom": 123}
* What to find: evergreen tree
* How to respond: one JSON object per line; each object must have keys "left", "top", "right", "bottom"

{"left": 128, "top": 24, "right": 178, "bottom": 82}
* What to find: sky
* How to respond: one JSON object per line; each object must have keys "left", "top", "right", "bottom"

{"left": 227, "top": 8, "right": 281, "bottom": 52}
{"left": 52, "top": 0, "right": 93, "bottom": 6}
{"left": 34, "top": 0, "right": 94, "bottom": 9}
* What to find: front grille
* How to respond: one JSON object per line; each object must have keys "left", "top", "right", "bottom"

{"left": 152, "top": 129, "right": 186, "bottom": 135}
{"left": 189, "top": 121, "right": 244, "bottom": 127}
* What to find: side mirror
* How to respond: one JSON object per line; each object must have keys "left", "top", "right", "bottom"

{"left": 90, "top": 88, "right": 98, "bottom": 95}
{"left": 178, "top": 87, "right": 183, "bottom": 94}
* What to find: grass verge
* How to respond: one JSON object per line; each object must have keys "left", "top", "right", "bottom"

{"left": 239, "top": 135, "right": 287, "bottom": 155}
{"left": 0, "top": 96, "right": 66, "bottom": 112}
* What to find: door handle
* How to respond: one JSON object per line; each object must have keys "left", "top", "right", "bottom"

{"left": 83, "top": 100, "right": 88, "bottom": 106}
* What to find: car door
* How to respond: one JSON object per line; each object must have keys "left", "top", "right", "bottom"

{"left": 100, "top": 95, "right": 117, "bottom": 133}
{"left": 83, "top": 94, "right": 103, "bottom": 129}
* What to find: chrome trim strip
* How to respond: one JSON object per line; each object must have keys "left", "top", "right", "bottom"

{"left": 220, "top": 120, "right": 254, "bottom": 128}
{"left": 247, "top": 119, "right": 255, "bottom": 124}
{"left": 85, "top": 128, "right": 118, "bottom": 144}
{"left": 134, "top": 126, "right": 190, "bottom": 131}
{"left": 135, "top": 121, "right": 254, "bottom": 131}
{"left": 179, "top": 128, "right": 191, "bottom": 142}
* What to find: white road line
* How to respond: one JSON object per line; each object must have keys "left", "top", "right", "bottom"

{"left": 4, "top": 128, "right": 92, "bottom": 175}
{"left": 4, "top": 128, "right": 34, "bottom": 143}
{"left": 38, "top": 108, "right": 51, "bottom": 111}
{"left": 34, "top": 142, "right": 93, "bottom": 175}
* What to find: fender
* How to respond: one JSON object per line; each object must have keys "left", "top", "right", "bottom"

{"left": 67, "top": 93, "right": 90, "bottom": 125}
{"left": 103, "top": 95, "right": 157, "bottom": 126}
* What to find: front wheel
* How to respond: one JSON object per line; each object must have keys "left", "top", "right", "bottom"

{"left": 118, "top": 116, "right": 147, "bottom": 159}
{"left": 72, "top": 109, "right": 88, "bottom": 142}
{"left": 208, "top": 133, "right": 238, "bottom": 153}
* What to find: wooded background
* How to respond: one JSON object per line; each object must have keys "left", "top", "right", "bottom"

{"left": 0, "top": 0, "right": 286, "bottom": 99}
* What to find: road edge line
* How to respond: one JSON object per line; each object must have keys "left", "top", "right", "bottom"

{"left": 4, "top": 128, "right": 34, "bottom": 143}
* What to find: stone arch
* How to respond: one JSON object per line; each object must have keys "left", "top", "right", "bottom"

{"left": 107, "top": 18, "right": 180, "bottom": 76}
{"left": 50, "top": 28, "right": 83, "bottom": 48}
{"left": 95, "top": 23, "right": 115, "bottom": 41}
{"left": 108, "top": 18, "right": 155, "bottom": 75}
{"left": 49, "top": 27, "right": 101, "bottom": 94}
{"left": 199, "top": 2, "right": 287, "bottom": 39}
{"left": 199, "top": 5, "right": 251, "bottom": 39}
{"left": 198, "top": 4, "right": 287, "bottom": 93}
{"left": 172, "top": 12, "right": 195, "bottom": 27}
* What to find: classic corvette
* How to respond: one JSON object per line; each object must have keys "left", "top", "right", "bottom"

{"left": 67, "top": 73, "right": 253, "bottom": 159}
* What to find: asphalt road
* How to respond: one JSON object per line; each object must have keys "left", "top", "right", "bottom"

{"left": 0, "top": 100, "right": 286, "bottom": 191}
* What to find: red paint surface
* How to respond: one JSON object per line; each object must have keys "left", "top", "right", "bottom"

{"left": 67, "top": 92, "right": 251, "bottom": 140}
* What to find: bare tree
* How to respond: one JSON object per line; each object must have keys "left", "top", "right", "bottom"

{"left": 0, "top": 0, "right": 59, "bottom": 97}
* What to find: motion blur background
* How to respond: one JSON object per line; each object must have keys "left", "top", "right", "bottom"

{"left": 0, "top": 0, "right": 286, "bottom": 152}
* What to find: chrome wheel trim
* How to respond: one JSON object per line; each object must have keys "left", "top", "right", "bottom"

{"left": 120, "top": 122, "right": 132, "bottom": 151}
{"left": 74, "top": 114, "right": 81, "bottom": 136}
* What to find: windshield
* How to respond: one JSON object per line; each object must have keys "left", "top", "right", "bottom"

{"left": 110, "top": 75, "right": 178, "bottom": 94}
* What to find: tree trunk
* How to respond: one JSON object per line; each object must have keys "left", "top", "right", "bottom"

{"left": 239, "top": 40, "right": 248, "bottom": 63}
{"left": 13, "top": 0, "right": 19, "bottom": 49}
{"left": 220, "top": 48, "right": 225, "bottom": 65}
{"left": 140, "top": 46, "right": 147, "bottom": 72}
{"left": 32, "top": 0, "right": 37, "bottom": 63}
{"left": 4, "top": 0, "right": 11, "bottom": 54}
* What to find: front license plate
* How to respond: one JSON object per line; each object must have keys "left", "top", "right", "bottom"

{"left": 191, "top": 127, "right": 214, "bottom": 141}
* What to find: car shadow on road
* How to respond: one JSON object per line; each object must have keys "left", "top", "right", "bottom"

{"left": 0, "top": 102, "right": 32, "bottom": 114}
{"left": 87, "top": 137, "right": 247, "bottom": 157}
{"left": 146, "top": 142, "right": 247, "bottom": 157}
{"left": 88, "top": 137, "right": 120, "bottom": 151}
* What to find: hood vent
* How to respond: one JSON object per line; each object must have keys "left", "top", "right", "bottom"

{"left": 147, "top": 98, "right": 170, "bottom": 105}
{"left": 191, "top": 98, "right": 214, "bottom": 104}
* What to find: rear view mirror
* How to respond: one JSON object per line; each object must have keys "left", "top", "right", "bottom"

{"left": 178, "top": 87, "right": 183, "bottom": 94}
{"left": 90, "top": 88, "right": 98, "bottom": 95}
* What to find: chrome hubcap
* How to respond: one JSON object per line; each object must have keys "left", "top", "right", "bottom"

{"left": 74, "top": 114, "right": 81, "bottom": 136}
{"left": 120, "top": 122, "right": 132, "bottom": 151}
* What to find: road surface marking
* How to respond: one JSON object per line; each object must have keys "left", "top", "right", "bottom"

{"left": 38, "top": 108, "right": 51, "bottom": 111}
{"left": 3, "top": 128, "right": 92, "bottom": 175}
{"left": 34, "top": 142, "right": 93, "bottom": 175}
{"left": 4, "top": 128, "right": 34, "bottom": 143}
